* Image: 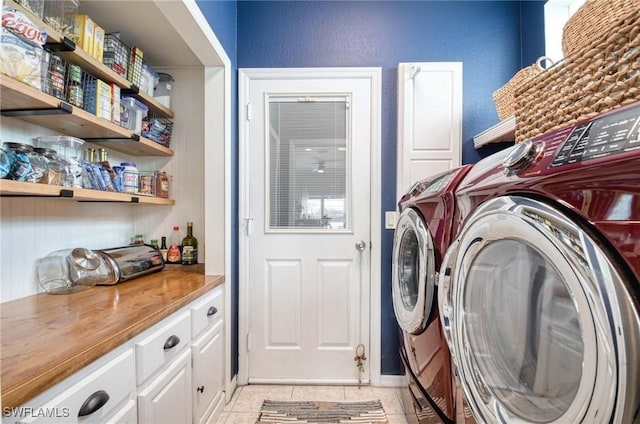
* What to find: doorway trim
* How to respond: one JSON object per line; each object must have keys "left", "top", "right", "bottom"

{"left": 238, "top": 67, "right": 382, "bottom": 385}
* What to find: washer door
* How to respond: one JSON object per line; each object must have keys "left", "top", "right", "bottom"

{"left": 392, "top": 208, "right": 436, "bottom": 334}
{"left": 439, "top": 196, "right": 640, "bottom": 424}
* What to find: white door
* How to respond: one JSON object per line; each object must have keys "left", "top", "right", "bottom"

{"left": 397, "top": 62, "right": 462, "bottom": 197}
{"left": 239, "top": 68, "right": 380, "bottom": 383}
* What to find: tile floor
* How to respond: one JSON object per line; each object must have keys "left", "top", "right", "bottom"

{"left": 217, "top": 384, "right": 409, "bottom": 423}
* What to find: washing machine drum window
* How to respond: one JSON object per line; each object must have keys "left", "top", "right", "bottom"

{"left": 392, "top": 208, "right": 436, "bottom": 334}
{"left": 440, "top": 196, "right": 640, "bottom": 424}
{"left": 464, "top": 239, "right": 582, "bottom": 422}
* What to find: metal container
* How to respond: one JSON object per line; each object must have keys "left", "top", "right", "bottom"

{"left": 97, "top": 243, "right": 164, "bottom": 284}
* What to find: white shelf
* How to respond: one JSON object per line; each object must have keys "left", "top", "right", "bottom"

{"left": 474, "top": 115, "right": 516, "bottom": 148}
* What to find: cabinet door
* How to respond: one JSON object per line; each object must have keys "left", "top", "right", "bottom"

{"left": 192, "top": 320, "right": 224, "bottom": 424}
{"left": 138, "top": 349, "right": 192, "bottom": 424}
{"left": 104, "top": 399, "right": 137, "bottom": 424}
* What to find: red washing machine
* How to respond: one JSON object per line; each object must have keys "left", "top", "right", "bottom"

{"left": 439, "top": 103, "right": 640, "bottom": 423}
{"left": 392, "top": 166, "right": 476, "bottom": 424}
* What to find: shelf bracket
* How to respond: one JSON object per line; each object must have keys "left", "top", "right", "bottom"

{"left": 1, "top": 101, "right": 73, "bottom": 117}
{"left": 0, "top": 189, "right": 74, "bottom": 198}
{"left": 78, "top": 197, "right": 140, "bottom": 203}
{"left": 121, "top": 85, "right": 140, "bottom": 95}
{"left": 44, "top": 37, "right": 76, "bottom": 53}
{"left": 82, "top": 134, "right": 141, "bottom": 142}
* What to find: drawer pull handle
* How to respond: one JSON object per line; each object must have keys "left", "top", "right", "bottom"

{"left": 78, "top": 390, "right": 110, "bottom": 417}
{"left": 207, "top": 306, "right": 218, "bottom": 316}
{"left": 197, "top": 385, "right": 205, "bottom": 393}
{"left": 163, "top": 335, "right": 181, "bottom": 350}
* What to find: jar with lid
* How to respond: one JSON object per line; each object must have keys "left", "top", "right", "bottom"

{"left": 3, "top": 142, "right": 34, "bottom": 182}
{"left": 66, "top": 64, "right": 84, "bottom": 108}
{"left": 0, "top": 147, "right": 11, "bottom": 179}
{"left": 34, "top": 147, "right": 68, "bottom": 185}
{"left": 121, "top": 162, "right": 139, "bottom": 193}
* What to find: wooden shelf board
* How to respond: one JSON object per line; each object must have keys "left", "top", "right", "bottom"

{"left": 0, "top": 180, "right": 175, "bottom": 205}
{"left": 135, "top": 91, "right": 174, "bottom": 119}
{"left": 1, "top": 76, "right": 174, "bottom": 157}
{"left": 474, "top": 115, "right": 516, "bottom": 148}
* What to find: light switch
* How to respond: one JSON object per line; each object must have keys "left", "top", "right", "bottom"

{"left": 385, "top": 211, "right": 397, "bottom": 229}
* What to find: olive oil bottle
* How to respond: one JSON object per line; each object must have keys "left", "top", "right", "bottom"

{"left": 181, "top": 222, "right": 198, "bottom": 265}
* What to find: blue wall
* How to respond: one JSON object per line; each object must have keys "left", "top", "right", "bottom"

{"left": 199, "top": 0, "right": 546, "bottom": 378}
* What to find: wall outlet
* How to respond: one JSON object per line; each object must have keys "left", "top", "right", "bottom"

{"left": 385, "top": 211, "right": 397, "bottom": 229}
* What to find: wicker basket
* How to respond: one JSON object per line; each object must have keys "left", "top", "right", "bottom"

{"left": 562, "top": 0, "right": 639, "bottom": 58}
{"left": 515, "top": 6, "right": 640, "bottom": 143}
{"left": 492, "top": 57, "right": 553, "bottom": 121}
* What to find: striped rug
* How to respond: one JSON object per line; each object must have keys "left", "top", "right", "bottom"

{"left": 256, "top": 400, "right": 388, "bottom": 423}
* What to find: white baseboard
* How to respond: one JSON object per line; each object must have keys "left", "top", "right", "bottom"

{"left": 378, "top": 374, "right": 407, "bottom": 387}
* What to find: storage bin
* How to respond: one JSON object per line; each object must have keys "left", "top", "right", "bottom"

{"left": 141, "top": 64, "right": 159, "bottom": 96}
{"left": 120, "top": 96, "right": 149, "bottom": 135}
{"left": 141, "top": 112, "right": 173, "bottom": 147}
{"left": 103, "top": 33, "right": 129, "bottom": 78}
{"left": 154, "top": 73, "right": 174, "bottom": 109}
{"left": 42, "top": 0, "right": 78, "bottom": 39}
{"left": 16, "top": 0, "right": 44, "bottom": 18}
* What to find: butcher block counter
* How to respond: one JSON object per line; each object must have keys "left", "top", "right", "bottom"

{"left": 0, "top": 269, "right": 224, "bottom": 409}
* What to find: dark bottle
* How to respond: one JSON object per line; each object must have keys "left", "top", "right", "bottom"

{"left": 159, "top": 236, "right": 168, "bottom": 262}
{"left": 181, "top": 222, "right": 198, "bottom": 265}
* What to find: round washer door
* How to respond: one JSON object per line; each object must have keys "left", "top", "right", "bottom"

{"left": 440, "top": 196, "right": 640, "bottom": 424}
{"left": 392, "top": 207, "right": 436, "bottom": 334}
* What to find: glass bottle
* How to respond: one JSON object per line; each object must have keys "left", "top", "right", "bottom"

{"left": 159, "top": 236, "right": 168, "bottom": 262}
{"left": 166, "top": 226, "right": 181, "bottom": 264}
{"left": 98, "top": 148, "right": 116, "bottom": 191}
{"left": 181, "top": 222, "right": 198, "bottom": 265}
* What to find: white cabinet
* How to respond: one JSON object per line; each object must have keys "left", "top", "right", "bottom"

{"left": 192, "top": 320, "right": 224, "bottom": 424}
{"left": 137, "top": 349, "right": 192, "bottom": 424}
{"left": 191, "top": 286, "right": 224, "bottom": 424}
{"left": 9, "top": 350, "right": 136, "bottom": 424}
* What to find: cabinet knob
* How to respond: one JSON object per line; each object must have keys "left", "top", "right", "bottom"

{"left": 207, "top": 306, "right": 218, "bottom": 317}
{"left": 163, "top": 334, "right": 181, "bottom": 350}
{"left": 197, "top": 385, "right": 205, "bottom": 393}
{"left": 78, "top": 390, "right": 110, "bottom": 417}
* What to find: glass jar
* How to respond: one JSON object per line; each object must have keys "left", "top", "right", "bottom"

{"left": 34, "top": 147, "right": 67, "bottom": 185}
{"left": 27, "top": 147, "right": 49, "bottom": 183}
{"left": 3, "top": 142, "right": 34, "bottom": 182}
{"left": 0, "top": 148, "right": 11, "bottom": 179}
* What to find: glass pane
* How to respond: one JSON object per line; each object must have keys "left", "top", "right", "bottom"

{"left": 463, "top": 240, "right": 583, "bottom": 422}
{"left": 398, "top": 228, "right": 419, "bottom": 310}
{"left": 268, "top": 99, "right": 349, "bottom": 230}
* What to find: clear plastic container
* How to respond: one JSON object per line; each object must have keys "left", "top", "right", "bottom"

{"left": 154, "top": 73, "right": 174, "bottom": 109}
{"left": 120, "top": 96, "right": 149, "bottom": 135}
{"left": 42, "top": 0, "right": 79, "bottom": 39}
{"left": 36, "top": 136, "right": 85, "bottom": 187}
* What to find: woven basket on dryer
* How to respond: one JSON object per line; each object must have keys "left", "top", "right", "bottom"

{"left": 492, "top": 56, "right": 553, "bottom": 121}
{"left": 515, "top": 6, "right": 640, "bottom": 143}
{"left": 562, "top": 0, "right": 639, "bottom": 58}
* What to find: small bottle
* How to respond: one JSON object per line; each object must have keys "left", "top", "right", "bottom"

{"left": 121, "top": 162, "right": 139, "bottom": 194}
{"left": 150, "top": 239, "right": 159, "bottom": 249}
{"left": 98, "top": 148, "right": 116, "bottom": 191}
{"left": 159, "top": 236, "right": 168, "bottom": 262}
{"left": 133, "top": 234, "right": 144, "bottom": 244}
{"left": 181, "top": 222, "right": 198, "bottom": 265}
{"left": 166, "top": 226, "right": 182, "bottom": 264}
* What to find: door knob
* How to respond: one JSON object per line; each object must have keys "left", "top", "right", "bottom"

{"left": 355, "top": 240, "right": 367, "bottom": 251}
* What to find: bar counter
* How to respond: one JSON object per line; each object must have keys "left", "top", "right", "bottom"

{"left": 0, "top": 269, "right": 224, "bottom": 409}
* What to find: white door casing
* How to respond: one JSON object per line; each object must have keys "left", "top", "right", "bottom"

{"left": 238, "top": 68, "right": 382, "bottom": 385}
{"left": 397, "top": 62, "right": 463, "bottom": 198}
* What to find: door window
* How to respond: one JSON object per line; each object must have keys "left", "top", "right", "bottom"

{"left": 397, "top": 227, "right": 420, "bottom": 310}
{"left": 268, "top": 98, "right": 350, "bottom": 231}
{"left": 463, "top": 239, "right": 583, "bottom": 422}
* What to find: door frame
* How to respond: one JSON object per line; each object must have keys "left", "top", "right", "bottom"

{"left": 238, "top": 67, "right": 382, "bottom": 385}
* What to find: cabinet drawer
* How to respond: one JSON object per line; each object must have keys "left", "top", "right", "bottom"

{"left": 104, "top": 399, "right": 137, "bottom": 424}
{"left": 191, "top": 286, "right": 223, "bottom": 339}
{"left": 136, "top": 311, "right": 190, "bottom": 385}
{"left": 16, "top": 349, "right": 135, "bottom": 424}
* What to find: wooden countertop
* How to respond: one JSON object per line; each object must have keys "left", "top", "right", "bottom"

{"left": 0, "top": 270, "right": 224, "bottom": 409}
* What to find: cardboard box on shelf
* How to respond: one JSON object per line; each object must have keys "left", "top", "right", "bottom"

{"left": 73, "top": 14, "right": 94, "bottom": 53}
{"left": 93, "top": 24, "right": 104, "bottom": 62}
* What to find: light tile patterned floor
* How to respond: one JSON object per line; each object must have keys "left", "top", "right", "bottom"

{"left": 217, "top": 385, "right": 409, "bottom": 423}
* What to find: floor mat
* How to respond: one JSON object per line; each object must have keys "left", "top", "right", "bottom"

{"left": 256, "top": 399, "right": 388, "bottom": 423}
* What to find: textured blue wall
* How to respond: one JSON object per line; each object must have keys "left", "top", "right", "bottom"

{"left": 237, "top": 0, "right": 547, "bottom": 375}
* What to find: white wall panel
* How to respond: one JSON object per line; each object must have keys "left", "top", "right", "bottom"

{"left": 265, "top": 260, "right": 301, "bottom": 348}
{"left": 317, "top": 260, "right": 352, "bottom": 348}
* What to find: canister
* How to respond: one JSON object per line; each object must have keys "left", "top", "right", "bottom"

{"left": 154, "top": 73, "right": 174, "bottom": 109}
{"left": 121, "top": 162, "right": 138, "bottom": 193}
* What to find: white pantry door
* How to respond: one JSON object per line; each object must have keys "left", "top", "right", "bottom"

{"left": 240, "top": 68, "right": 379, "bottom": 383}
